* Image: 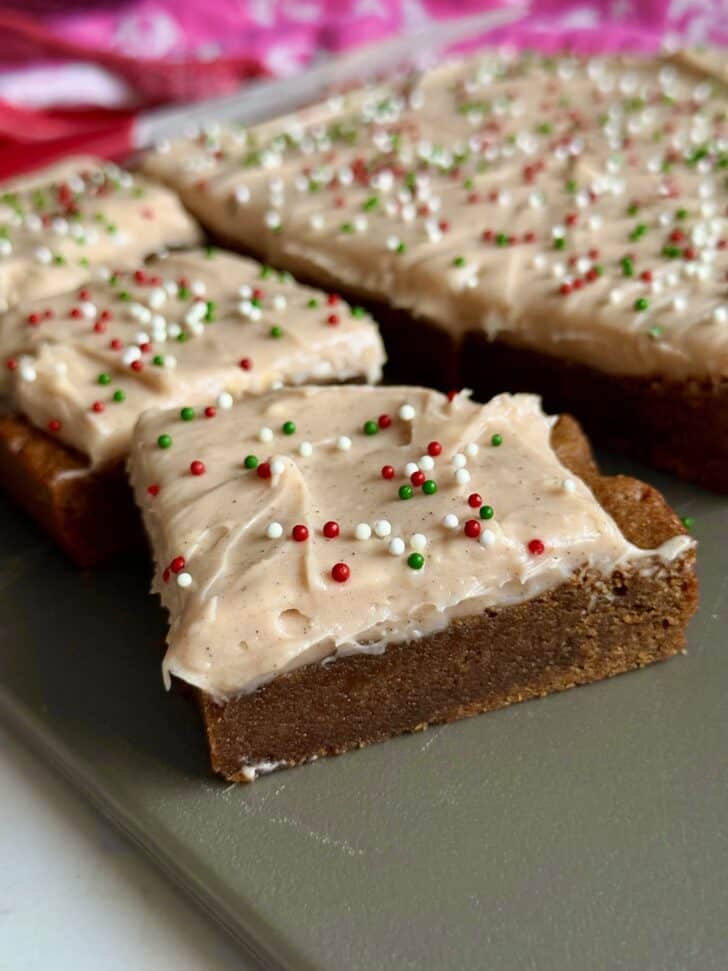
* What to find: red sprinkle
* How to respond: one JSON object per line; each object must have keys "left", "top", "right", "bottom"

{"left": 190, "top": 460, "right": 206, "bottom": 476}
{"left": 528, "top": 538, "right": 545, "bottom": 555}
{"left": 170, "top": 556, "right": 186, "bottom": 574}
{"left": 464, "top": 519, "right": 481, "bottom": 539}
{"left": 78, "top": 288, "right": 91, "bottom": 301}
{"left": 427, "top": 441, "right": 442, "bottom": 457}
{"left": 560, "top": 282, "right": 573, "bottom": 295}
{"left": 147, "top": 484, "right": 160, "bottom": 497}
{"left": 323, "top": 521, "right": 340, "bottom": 539}
{"left": 204, "top": 406, "right": 217, "bottom": 419}
{"left": 47, "top": 419, "right": 61, "bottom": 433}
{"left": 131, "top": 359, "right": 144, "bottom": 372}
{"left": 6, "top": 358, "right": 17, "bottom": 371}
{"left": 640, "top": 270, "right": 653, "bottom": 283}
{"left": 257, "top": 462, "right": 271, "bottom": 479}
{"left": 91, "top": 401, "right": 105, "bottom": 413}
{"left": 163, "top": 568, "right": 170, "bottom": 583}
{"left": 381, "top": 465, "right": 395, "bottom": 480}
{"left": 326, "top": 313, "right": 340, "bottom": 326}
{"left": 239, "top": 357, "right": 253, "bottom": 370}
{"left": 447, "top": 390, "right": 459, "bottom": 402}
{"left": 331, "top": 562, "right": 350, "bottom": 583}
{"left": 292, "top": 524, "right": 309, "bottom": 542}
{"left": 327, "top": 293, "right": 340, "bottom": 306}
{"left": 378, "top": 413, "right": 392, "bottom": 429}
{"left": 468, "top": 493, "right": 482, "bottom": 508}
{"left": 27, "top": 312, "right": 41, "bottom": 326}
{"left": 93, "top": 321, "right": 106, "bottom": 334}
{"left": 110, "top": 338, "right": 123, "bottom": 350}
{"left": 410, "top": 470, "right": 426, "bottom": 487}
{"left": 70, "top": 307, "right": 82, "bottom": 319}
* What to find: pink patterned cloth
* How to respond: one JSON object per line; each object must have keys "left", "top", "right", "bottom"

{"left": 1, "top": 1, "right": 725, "bottom": 108}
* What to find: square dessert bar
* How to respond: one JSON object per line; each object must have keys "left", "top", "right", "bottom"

{"left": 0, "top": 156, "right": 200, "bottom": 314}
{"left": 141, "top": 52, "right": 727, "bottom": 491}
{"left": 0, "top": 249, "right": 384, "bottom": 565}
{"left": 128, "top": 386, "right": 697, "bottom": 782}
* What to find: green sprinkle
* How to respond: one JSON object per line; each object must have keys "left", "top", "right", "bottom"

{"left": 399, "top": 484, "right": 414, "bottom": 501}
{"left": 244, "top": 455, "right": 258, "bottom": 469}
{"left": 351, "top": 306, "right": 366, "bottom": 318}
{"left": 260, "top": 266, "right": 273, "bottom": 279}
{"left": 496, "top": 233, "right": 509, "bottom": 247}
{"left": 157, "top": 434, "right": 172, "bottom": 449}
{"left": 340, "top": 222, "right": 354, "bottom": 234}
{"left": 362, "top": 196, "right": 379, "bottom": 211}
{"left": 648, "top": 325, "right": 663, "bottom": 339}
{"left": 407, "top": 552, "right": 425, "bottom": 570}
{"left": 282, "top": 421, "right": 296, "bottom": 435}
{"left": 565, "top": 179, "right": 577, "bottom": 194}
{"left": 662, "top": 244, "right": 681, "bottom": 259}
{"left": 621, "top": 257, "right": 634, "bottom": 277}
{"left": 177, "top": 286, "right": 190, "bottom": 300}
{"left": 270, "top": 325, "right": 284, "bottom": 339}
{"left": 204, "top": 246, "right": 216, "bottom": 259}
{"left": 204, "top": 300, "right": 216, "bottom": 322}
{"left": 152, "top": 354, "right": 165, "bottom": 366}
{"left": 681, "top": 516, "right": 694, "bottom": 530}
{"left": 396, "top": 242, "right": 407, "bottom": 254}
{"left": 53, "top": 254, "right": 66, "bottom": 265}
{"left": 452, "top": 256, "right": 466, "bottom": 268}
{"left": 117, "top": 290, "right": 131, "bottom": 301}
{"left": 553, "top": 236, "right": 566, "bottom": 251}
{"left": 537, "top": 122, "right": 552, "bottom": 134}
{"left": 629, "top": 223, "right": 647, "bottom": 241}
{"left": 422, "top": 480, "right": 437, "bottom": 495}
{"left": 491, "top": 433, "right": 503, "bottom": 447}
{"left": 97, "top": 372, "right": 111, "bottom": 386}
{"left": 675, "top": 208, "right": 688, "bottom": 220}
{"left": 180, "top": 407, "right": 196, "bottom": 421}
{"left": 176, "top": 332, "right": 188, "bottom": 343}
{"left": 634, "top": 297, "right": 649, "bottom": 312}
{"left": 479, "top": 505, "right": 494, "bottom": 520}
{"left": 363, "top": 420, "right": 378, "bottom": 436}
{"left": 113, "top": 389, "right": 125, "bottom": 403}
{"left": 307, "top": 298, "right": 320, "bottom": 309}
{"left": 627, "top": 202, "right": 640, "bottom": 216}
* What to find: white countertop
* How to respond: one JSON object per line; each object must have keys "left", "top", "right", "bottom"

{"left": 0, "top": 724, "right": 254, "bottom": 971}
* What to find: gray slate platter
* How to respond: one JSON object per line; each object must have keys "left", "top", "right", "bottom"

{"left": 0, "top": 451, "right": 726, "bottom": 971}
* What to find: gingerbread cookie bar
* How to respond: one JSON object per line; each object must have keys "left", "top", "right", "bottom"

{"left": 128, "top": 385, "right": 697, "bottom": 781}
{"left": 141, "top": 52, "right": 727, "bottom": 490}
{"left": 0, "top": 249, "right": 385, "bottom": 565}
{"left": 0, "top": 156, "right": 201, "bottom": 318}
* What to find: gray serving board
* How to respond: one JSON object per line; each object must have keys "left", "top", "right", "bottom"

{"left": 0, "top": 450, "right": 726, "bottom": 971}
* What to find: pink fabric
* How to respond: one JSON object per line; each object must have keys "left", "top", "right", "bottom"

{"left": 0, "top": 1, "right": 725, "bottom": 109}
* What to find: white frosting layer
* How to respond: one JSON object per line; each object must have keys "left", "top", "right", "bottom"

{"left": 128, "top": 386, "right": 692, "bottom": 699}
{"left": 3, "top": 250, "right": 384, "bottom": 465}
{"left": 142, "top": 52, "right": 727, "bottom": 382}
{"left": 0, "top": 156, "right": 200, "bottom": 314}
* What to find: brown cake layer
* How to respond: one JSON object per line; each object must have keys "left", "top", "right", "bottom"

{"left": 196, "top": 415, "right": 698, "bottom": 782}
{"left": 0, "top": 414, "right": 142, "bottom": 567}
{"left": 461, "top": 333, "right": 728, "bottom": 494}
{"left": 206, "top": 232, "right": 726, "bottom": 493}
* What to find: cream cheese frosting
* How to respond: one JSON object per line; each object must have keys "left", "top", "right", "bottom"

{"left": 3, "top": 249, "right": 384, "bottom": 466}
{"left": 127, "top": 385, "right": 693, "bottom": 700}
{"left": 142, "top": 52, "right": 727, "bottom": 382}
{"left": 0, "top": 156, "right": 200, "bottom": 314}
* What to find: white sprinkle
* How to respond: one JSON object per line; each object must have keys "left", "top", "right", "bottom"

{"left": 34, "top": 246, "right": 53, "bottom": 265}
{"left": 0, "top": 239, "right": 11, "bottom": 257}
{"left": 389, "top": 537, "right": 405, "bottom": 556}
{"left": 79, "top": 301, "right": 97, "bottom": 319}
{"left": 479, "top": 529, "right": 495, "bottom": 548}
{"left": 336, "top": 435, "right": 352, "bottom": 451}
{"left": 235, "top": 185, "right": 251, "bottom": 204}
{"left": 386, "top": 235, "right": 400, "bottom": 251}
{"left": 254, "top": 428, "right": 272, "bottom": 447}
{"left": 465, "top": 442, "right": 479, "bottom": 457}
{"left": 405, "top": 461, "right": 419, "bottom": 477}
{"left": 442, "top": 513, "right": 459, "bottom": 530}
{"left": 191, "top": 280, "right": 207, "bottom": 297}
{"left": 399, "top": 403, "right": 416, "bottom": 422}
{"left": 164, "top": 355, "right": 177, "bottom": 369}
{"left": 418, "top": 455, "right": 435, "bottom": 471}
{"left": 298, "top": 441, "right": 313, "bottom": 457}
{"left": 272, "top": 294, "right": 287, "bottom": 311}
{"left": 270, "top": 458, "right": 285, "bottom": 476}
{"left": 309, "top": 213, "right": 325, "bottom": 231}
{"left": 19, "top": 362, "right": 37, "bottom": 382}
{"left": 135, "top": 331, "right": 150, "bottom": 346}
{"left": 452, "top": 453, "right": 467, "bottom": 469}
{"left": 121, "top": 346, "right": 141, "bottom": 365}
{"left": 217, "top": 392, "right": 233, "bottom": 410}
{"left": 609, "top": 288, "right": 624, "bottom": 306}
{"left": 177, "top": 572, "right": 192, "bottom": 588}
{"left": 266, "top": 522, "right": 283, "bottom": 539}
{"left": 355, "top": 523, "right": 372, "bottom": 541}
{"left": 455, "top": 468, "right": 471, "bottom": 486}
{"left": 374, "top": 519, "right": 391, "bottom": 538}
{"left": 563, "top": 478, "right": 576, "bottom": 493}
{"left": 713, "top": 306, "right": 727, "bottom": 324}
{"left": 410, "top": 533, "right": 427, "bottom": 551}
{"left": 265, "top": 210, "right": 281, "bottom": 230}
{"left": 238, "top": 284, "right": 252, "bottom": 298}
{"left": 673, "top": 294, "right": 687, "bottom": 313}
